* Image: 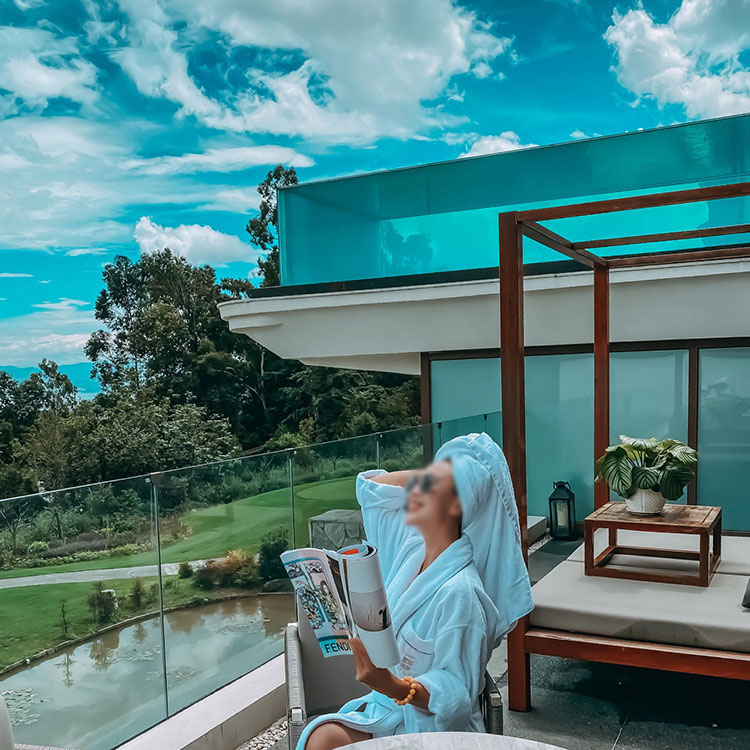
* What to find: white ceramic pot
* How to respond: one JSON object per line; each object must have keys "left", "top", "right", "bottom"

{"left": 625, "top": 488, "right": 667, "bottom": 515}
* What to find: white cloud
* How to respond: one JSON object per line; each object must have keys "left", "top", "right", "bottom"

{"left": 460, "top": 131, "right": 537, "bottom": 158}
{"left": 124, "top": 145, "right": 313, "bottom": 175}
{"left": 112, "top": 0, "right": 223, "bottom": 124}
{"left": 0, "top": 298, "right": 96, "bottom": 367}
{"left": 605, "top": 1, "right": 750, "bottom": 119}
{"left": 11, "top": 0, "right": 47, "bottom": 11}
{"left": 0, "top": 26, "right": 98, "bottom": 112}
{"left": 0, "top": 272, "right": 33, "bottom": 278}
{"left": 32, "top": 298, "right": 90, "bottom": 311}
{"left": 0, "top": 117, "right": 272, "bottom": 254}
{"left": 65, "top": 247, "right": 107, "bottom": 256}
{"left": 198, "top": 188, "right": 261, "bottom": 213}
{"left": 108, "top": 0, "right": 515, "bottom": 142}
{"left": 0, "top": 117, "right": 135, "bottom": 251}
{"left": 134, "top": 216, "right": 260, "bottom": 266}
{"left": 570, "top": 129, "right": 588, "bottom": 139}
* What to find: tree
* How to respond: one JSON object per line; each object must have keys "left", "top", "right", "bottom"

{"left": 246, "top": 165, "right": 298, "bottom": 288}
{"left": 0, "top": 497, "right": 33, "bottom": 555}
{"left": 85, "top": 250, "right": 268, "bottom": 446}
{"left": 0, "top": 362, "right": 77, "bottom": 498}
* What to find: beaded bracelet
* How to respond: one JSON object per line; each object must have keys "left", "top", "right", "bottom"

{"left": 394, "top": 676, "right": 419, "bottom": 706}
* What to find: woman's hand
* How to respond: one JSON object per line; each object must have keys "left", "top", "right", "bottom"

{"left": 349, "top": 637, "right": 390, "bottom": 690}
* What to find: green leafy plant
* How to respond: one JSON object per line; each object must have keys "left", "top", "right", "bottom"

{"left": 129, "top": 577, "right": 145, "bottom": 608}
{"left": 594, "top": 435, "right": 698, "bottom": 502}
{"left": 259, "top": 528, "right": 288, "bottom": 582}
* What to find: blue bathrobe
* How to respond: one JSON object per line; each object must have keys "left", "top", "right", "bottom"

{"left": 296, "top": 433, "right": 533, "bottom": 748}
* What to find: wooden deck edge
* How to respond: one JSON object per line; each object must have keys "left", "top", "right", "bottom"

{"left": 525, "top": 628, "right": 750, "bottom": 681}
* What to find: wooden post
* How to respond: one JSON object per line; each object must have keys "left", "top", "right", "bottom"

{"left": 499, "top": 211, "right": 531, "bottom": 712}
{"left": 593, "top": 264, "right": 610, "bottom": 509}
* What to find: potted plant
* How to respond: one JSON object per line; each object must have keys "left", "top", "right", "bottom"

{"left": 594, "top": 435, "right": 698, "bottom": 515}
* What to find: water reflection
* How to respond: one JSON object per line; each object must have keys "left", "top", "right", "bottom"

{"left": 1, "top": 593, "right": 293, "bottom": 750}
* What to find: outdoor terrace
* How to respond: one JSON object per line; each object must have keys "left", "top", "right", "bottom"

{"left": 2, "top": 408, "right": 749, "bottom": 749}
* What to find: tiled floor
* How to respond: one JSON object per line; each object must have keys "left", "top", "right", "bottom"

{"left": 496, "top": 652, "right": 750, "bottom": 750}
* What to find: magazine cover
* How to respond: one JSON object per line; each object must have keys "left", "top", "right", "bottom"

{"left": 281, "top": 543, "right": 400, "bottom": 667}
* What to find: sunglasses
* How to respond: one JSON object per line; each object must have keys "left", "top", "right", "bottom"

{"left": 405, "top": 473, "right": 437, "bottom": 495}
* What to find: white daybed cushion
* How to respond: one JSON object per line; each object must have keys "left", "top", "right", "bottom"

{"left": 567, "top": 530, "right": 750, "bottom": 576}
{"left": 530, "top": 560, "right": 750, "bottom": 652}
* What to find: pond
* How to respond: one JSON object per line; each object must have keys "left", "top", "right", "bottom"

{"left": 1, "top": 593, "right": 294, "bottom": 750}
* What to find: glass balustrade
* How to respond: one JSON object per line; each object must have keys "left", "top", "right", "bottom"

{"left": 0, "top": 413, "right": 499, "bottom": 748}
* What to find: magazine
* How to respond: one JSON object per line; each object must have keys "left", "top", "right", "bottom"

{"left": 280, "top": 543, "right": 400, "bottom": 668}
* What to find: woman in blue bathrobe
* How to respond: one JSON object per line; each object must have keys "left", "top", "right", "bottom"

{"left": 301, "top": 433, "right": 534, "bottom": 750}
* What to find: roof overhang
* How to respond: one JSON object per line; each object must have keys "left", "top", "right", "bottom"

{"left": 219, "top": 258, "right": 750, "bottom": 375}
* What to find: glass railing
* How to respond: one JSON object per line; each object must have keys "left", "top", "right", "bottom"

{"left": 279, "top": 114, "right": 750, "bottom": 286}
{"left": 0, "top": 412, "right": 499, "bottom": 749}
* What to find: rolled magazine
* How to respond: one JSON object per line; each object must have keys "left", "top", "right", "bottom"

{"left": 281, "top": 543, "right": 400, "bottom": 667}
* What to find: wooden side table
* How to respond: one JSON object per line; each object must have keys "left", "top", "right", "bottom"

{"left": 584, "top": 502, "right": 722, "bottom": 587}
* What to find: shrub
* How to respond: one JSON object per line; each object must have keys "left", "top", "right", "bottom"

{"left": 212, "top": 549, "right": 261, "bottom": 589}
{"left": 147, "top": 583, "right": 159, "bottom": 604}
{"left": 178, "top": 561, "right": 193, "bottom": 578}
{"left": 259, "top": 528, "right": 289, "bottom": 582}
{"left": 27, "top": 541, "right": 48, "bottom": 556}
{"left": 42, "top": 536, "right": 108, "bottom": 558}
{"left": 193, "top": 561, "right": 217, "bottom": 590}
{"left": 130, "top": 578, "right": 145, "bottom": 608}
{"left": 233, "top": 561, "right": 261, "bottom": 589}
{"left": 88, "top": 582, "right": 117, "bottom": 625}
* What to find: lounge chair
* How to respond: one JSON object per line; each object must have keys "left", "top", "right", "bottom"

{"left": 284, "top": 606, "right": 503, "bottom": 749}
{"left": 511, "top": 530, "right": 750, "bottom": 710}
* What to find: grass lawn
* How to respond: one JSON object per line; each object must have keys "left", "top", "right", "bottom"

{"left": 0, "top": 476, "right": 357, "bottom": 581}
{"left": 0, "top": 574, "right": 242, "bottom": 671}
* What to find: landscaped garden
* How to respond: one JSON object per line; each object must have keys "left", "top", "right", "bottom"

{"left": 0, "top": 475, "right": 358, "bottom": 580}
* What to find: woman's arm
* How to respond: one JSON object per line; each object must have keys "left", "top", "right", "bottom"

{"left": 356, "top": 470, "right": 418, "bottom": 577}
{"left": 370, "top": 470, "right": 414, "bottom": 488}
{"left": 349, "top": 637, "right": 431, "bottom": 711}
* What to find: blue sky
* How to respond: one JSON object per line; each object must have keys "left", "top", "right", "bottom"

{"left": 1, "top": 0, "right": 749, "bottom": 393}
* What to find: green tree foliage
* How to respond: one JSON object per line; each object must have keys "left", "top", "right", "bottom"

{"left": 85, "top": 249, "right": 269, "bottom": 447}
{"left": 246, "top": 165, "right": 298, "bottom": 288}
{"left": 19, "top": 396, "right": 240, "bottom": 487}
{"left": 0, "top": 164, "right": 418, "bottom": 508}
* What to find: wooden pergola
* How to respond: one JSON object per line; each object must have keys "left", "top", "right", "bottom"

{"left": 499, "top": 181, "right": 750, "bottom": 712}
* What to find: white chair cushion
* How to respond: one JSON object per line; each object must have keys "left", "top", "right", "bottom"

{"left": 530, "top": 560, "right": 750, "bottom": 652}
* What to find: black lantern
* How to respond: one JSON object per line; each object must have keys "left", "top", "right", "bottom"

{"left": 549, "top": 481, "right": 576, "bottom": 540}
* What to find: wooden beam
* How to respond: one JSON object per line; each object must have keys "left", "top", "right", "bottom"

{"left": 520, "top": 220, "right": 603, "bottom": 269}
{"left": 517, "top": 181, "right": 750, "bottom": 223}
{"left": 608, "top": 242, "right": 750, "bottom": 268}
{"left": 525, "top": 629, "right": 750, "bottom": 681}
{"left": 572, "top": 223, "right": 750, "bottom": 251}
{"left": 419, "top": 352, "right": 431, "bottom": 424}
{"left": 593, "top": 264, "right": 610, "bottom": 509}
{"left": 499, "top": 210, "right": 531, "bottom": 713}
